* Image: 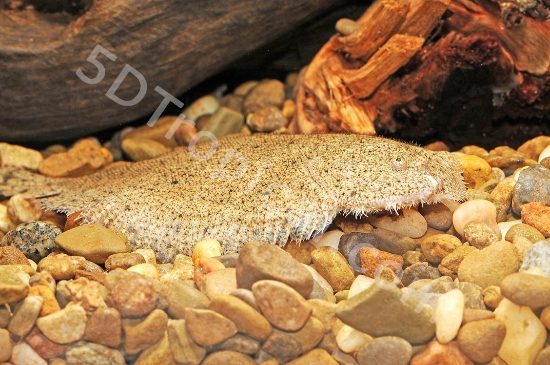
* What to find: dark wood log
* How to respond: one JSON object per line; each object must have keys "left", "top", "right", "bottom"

{"left": 0, "top": 0, "right": 341, "bottom": 142}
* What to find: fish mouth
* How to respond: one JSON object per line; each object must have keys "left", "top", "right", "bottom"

{"left": 369, "top": 174, "right": 445, "bottom": 211}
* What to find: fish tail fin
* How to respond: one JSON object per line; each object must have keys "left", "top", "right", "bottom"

{"left": 0, "top": 166, "right": 62, "bottom": 199}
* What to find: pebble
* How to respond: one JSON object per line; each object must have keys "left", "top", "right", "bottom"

{"left": 10, "top": 342, "right": 47, "bottom": 365}
{"left": 29, "top": 284, "right": 60, "bottom": 316}
{"left": 0, "top": 246, "right": 29, "bottom": 265}
{"left": 200, "top": 267, "right": 237, "bottom": 298}
{"left": 512, "top": 164, "right": 550, "bottom": 213}
{"left": 261, "top": 330, "right": 303, "bottom": 363}
{"left": 167, "top": 280, "right": 210, "bottom": 319}
{"left": 434, "top": 289, "right": 464, "bottom": 343}
{"left": 438, "top": 245, "right": 477, "bottom": 279}
{"left": 236, "top": 241, "right": 314, "bottom": 298}
{"left": 336, "top": 324, "right": 372, "bottom": 353}
{"left": 191, "top": 239, "right": 222, "bottom": 263}
{"left": 401, "top": 262, "right": 441, "bottom": 287}
{"left": 336, "top": 279, "right": 435, "bottom": 345}
{"left": 84, "top": 307, "right": 122, "bottom": 348}
{"left": 356, "top": 336, "right": 412, "bottom": 365}
{"left": 290, "top": 316, "right": 325, "bottom": 353}
{"left": 484, "top": 146, "right": 534, "bottom": 175}
{"left": 38, "top": 138, "right": 113, "bottom": 177}
{"left": 520, "top": 240, "right": 550, "bottom": 275}
{"left": 167, "top": 319, "right": 206, "bottom": 365}
{"left": 124, "top": 115, "right": 180, "bottom": 148}
{"left": 459, "top": 155, "right": 494, "bottom": 189}
{"left": 182, "top": 94, "right": 220, "bottom": 121}
{"left": 134, "top": 248, "right": 156, "bottom": 265}
{"left": 0, "top": 204, "right": 13, "bottom": 234}
{"left": 333, "top": 215, "right": 374, "bottom": 234}
{"left": 184, "top": 308, "right": 238, "bottom": 346}
{"left": 284, "top": 240, "right": 316, "bottom": 264}
{"left": 25, "top": 326, "right": 69, "bottom": 359}
{"left": 7, "top": 294, "right": 43, "bottom": 337}
{"left": 456, "top": 319, "right": 506, "bottom": 363}
{"left": 37, "top": 255, "right": 76, "bottom": 281}
{"left": 457, "top": 240, "right": 520, "bottom": 289}
{"left": 194, "top": 257, "right": 224, "bottom": 288}
{"left": 54, "top": 224, "right": 129, "bottom": 264}
{"left": 0, "top": 329, "right": 12, "bottom": 362}
{"left": 65, "top": 341, "right": 125, "bottom": 365}
{"left": 246, "top": 106, "right": 288, "bottom": 132}
{"left": 202, "top": 350, "right": 257, "bottom": 365}
{"left": 310, "top": 246, "right": 355, "bottom": 291}
{"left": 209, "top": 294, "right": 272, "bottom": 340}
{"left": 252, "top": 280, "right": 312, "bottom": 331}
{"left": 490, "top": 176, "right": 516, "bottom": 221}
{"left": 242, "top": 79, "right": 285, "bottom": 114}
{"left": 453, "top": 199, "right": 501, "bottom": 239}
{"left": 0, "top": 265, "right": 29, "bottom": 305}
{"left": 199, "top": 106, "right": 244, "bottom": 139}
{"left": 359, "top": 246, "right": 404, "bottom": 278}
{"left": 220, "top": 93, "right": 244, "bottom": 113}
{"left": 500, "top": 272, "right": 550, "bottom": 307}
{"left": 36, "top": 303, "right": 87, "bottom": 344}
{"left": 122, "top": 309, "right": 168, "bottom": 355}
{"left": 366, "top": 208, "right": 427, "bottom": 238}
{"left": 309, "top": 229, "right": 344, "bottom": 250}
{"left": 420, "top": 234, "right": 462, "bottom": 264}
{"left": 207, "top": 333, "right": 260, "bottom": 355}
{"left": 1, "top": 221, "right": 60, "bottom": 262}
{"left": 107, "top": 270, "right": 157, "bottom": 318}
{"left": 0, "top": 142, "right": 43, "bottom": 170}
{"left": 234, "top": 81, "right": 259, "bottom": 96}
{"left": 505, "top": 223, "right": 545, "bottom": 244}
{"left": 494, "top": 298, "right": 547, "bottom": 365}
{"left": 535, "top": 346, "right": 550, "bottom": 365}
{"left": 517, "top": 135, "right": 550, "bottom": 160}
{"left": 463, "top": 221, "right": 499, "bottom": 249}
{"left": 410, "top": 340, "right": 473, "bottom": 365}
{"left": 483, "top": 285, "right": 503, "bottom": 309}
{"left": 418, "top": 203, "right": 453, "bottom": 231}
{"left": 461, "top": 308, "right": 495, "bottom": 323}
{"left": 105, "top": 252, "right": 145, "bottom": 270}
{"left": 287, "top": 349, "right": 338, "bottom": 365}
{"left": 127, "top": 263, "right": 159, "bottom": 280}
{"left": 121, "top": 137, "right": 169, "bottom": 161}
{"left": 134, "top": 333, "right": 175, "bottom": 365}
{"left": 6, "top": 194, "right": 43, "bottom": 225}
{"left": 521, "top": 202, "right": 550, "bottom": 237}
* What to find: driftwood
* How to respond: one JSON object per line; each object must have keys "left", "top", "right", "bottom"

{"left": 293, "top": 0, "right": 550, "bottom": 148}
{"left": 0, "top": 0, "right": 341, "bottom": 142}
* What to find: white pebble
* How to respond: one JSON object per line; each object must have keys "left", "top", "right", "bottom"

{"left": 309, "top": 229, "right": 344, "bottom": 250}
{"left": 134, "top": 248, "right": 157, "bottom": 265}
{"left": 434, "top": 289, "right": 464, "bottom": 343}
{"left": 538, "top": 144, "right": 550, "bottom": 163}
{"left": 127, "top": 263, "right": 159, "bottom": 280}
{"left": 336, "top": 324, "right": 372, "bottom": 353}
{"left": 495, "top": 298, "right": 546, "bottom": 365}
{"left": 182, "top": 95, "right": 219, "bottom": 121}
{"left": 192, "top": 239, "right": 222, "bottom": 263}
{"left": 11, "top": 342, "right": 47, "bottom": 365}
{"left": 302, "top": 264, "right": 333, "bottom": 293}
{"left": 497, "top": 219, "right": 522, "bottom": 239}
{"left": 452, "top": 199, "right": 501, "bottom": 239}
{"left": 7, "top": 194, "right": 42, "bottom": 225}
{"left": 348, "top": 275, "right": 375, "bottom": 298}
{"left": 367, "top": 208, "right": 427, "bottom": 238}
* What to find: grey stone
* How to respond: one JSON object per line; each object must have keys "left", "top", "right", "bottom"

{"left": 401, "top": 262, "right": 441, "bottom": 287}
{"left": 336, "top": 280, "right": 435, "bottom": 345}
{"left": 512, "top": 164, "right": 550, "bottom": 214}
{"left": 1, "top": 221, "right": 60, "bottom": 262}
{"left": 520, "top": 240, "right": 550, "bottom": 276}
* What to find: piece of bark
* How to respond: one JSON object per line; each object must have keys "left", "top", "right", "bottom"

{"left": 294, "top": 0, "right": 550, "bottom": 149}
{"left": 0, "top": 0, "right": 341, "bottom": 142}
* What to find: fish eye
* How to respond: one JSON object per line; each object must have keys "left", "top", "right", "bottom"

{"left": 391, "top": 156, "right": 406, "bottom": 171}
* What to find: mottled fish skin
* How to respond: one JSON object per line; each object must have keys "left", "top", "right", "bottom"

{"left": 0, "top": 134, "right": 466, "bottom": 262}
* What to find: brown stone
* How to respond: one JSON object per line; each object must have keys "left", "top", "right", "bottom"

{"left": 522, "top": 202, "right": 550, "bottom": 237}
{"left": 411, "top": 341, "right": 473, "bottom": 365}
{"left": 359, "top": 246, "right": 404, "bottom": 278}
{"left": 134, "top": 333, "right": 176, "bottom": 365}
{"left": 456, "top": 319, "right": 506, "bottom": 363}
{"left": 105, "top": 252, "right": 145, "bottom": 271}
{"left": 84, "top": 307, "right": 122, "bottom": 348}
{"left": 29, "top": 285, "right": 60, "bottom": 317}
{"left": 108, "top": 270, "right": 157, "bottom": 318}
{"left": 25, "top": 327, "right": 69, "bottom": 360}
{"left": 122, "top": 309, "right": 168, "bottom": 355}
{"left": 202, "top": 350, "right": 257, "bottom": 365}
{"left": 287, "top": 349, "right": 338, "bottom": 365}
{"left": 0, "top": 246, "right": 29, "bottom": 265}
{"left": 184, "top": 308, "right": 238, "bottom": 347}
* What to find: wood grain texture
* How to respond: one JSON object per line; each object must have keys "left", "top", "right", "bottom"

{"left": 0, "top": 0, "right": 341, "bottom": 142}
